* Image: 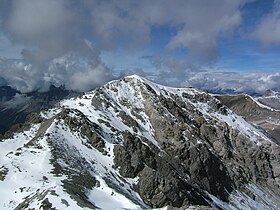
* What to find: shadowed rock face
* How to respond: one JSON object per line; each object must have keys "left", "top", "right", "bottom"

{"left": 0, "top": 86, "right": 19, "bottom": 101}
{"left": 216, "top": 94, "right": 280, "bottom": 145}
{"left": 1, "top": 76, "right": 280, "bottom": 209}
{"left": 114, "top": 132, "right": 212, "bottom": 207}
{"left": 0, "top": 85, "right": 78, "bottom": 134}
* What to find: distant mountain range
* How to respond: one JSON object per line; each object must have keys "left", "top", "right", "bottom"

{"left": 0, "top": 75, "right": 279, "bottom": 209}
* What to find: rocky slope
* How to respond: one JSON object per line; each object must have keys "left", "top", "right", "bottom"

{"left": 0, "top": 75, "right": 280, "bottom": 209}
{"left": 258, "top": 90, "right": 280, "bottom": 110}
{"left": 216, "top": 94, "right": 280, "bottom": 145}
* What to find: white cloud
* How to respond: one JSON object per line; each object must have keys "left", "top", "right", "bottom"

{"left": 251, "top": 0, "right": 280, "bottom": 45}
{"left": 0, "top": 52, "right": 113, "bottom": 92}
{"left": 166, "top": 1, "right": 244, "bottom": 61}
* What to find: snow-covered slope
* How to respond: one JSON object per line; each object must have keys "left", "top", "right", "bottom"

{"left": 0, "top": 75, "right": 279, "bottom": 209}
{"left": 216, "top": 93, "right": 280, "bottom": 145}
{"left": 257, "top": 90, "right": 280, "bottom": 111}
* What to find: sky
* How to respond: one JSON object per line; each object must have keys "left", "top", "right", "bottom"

{"left": 0, "top": 0, "right": 279, "bottom": 93}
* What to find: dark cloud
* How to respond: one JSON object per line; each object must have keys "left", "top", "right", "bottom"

{"left": 5, "top": 0, "right": 79, "bottom": 61}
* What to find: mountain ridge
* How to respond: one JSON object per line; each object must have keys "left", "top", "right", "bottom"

{"left": 0, "top": 75, "right": 280, "bottom": 209}
{"left": 0, "top": 85, "right": 78, "bottom": 135}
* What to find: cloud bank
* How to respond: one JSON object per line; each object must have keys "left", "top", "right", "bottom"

{"left": 183, "top": 72, "right": 280, "bottom": 94}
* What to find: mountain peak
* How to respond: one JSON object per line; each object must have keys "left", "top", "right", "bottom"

{"left": 123, "top": 74, "right": 145, "bottom": 80}
{"left": 0, "top": 76, "right": 280, "bottom": 209}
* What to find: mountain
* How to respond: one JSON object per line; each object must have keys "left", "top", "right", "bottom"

{"left": 257, "top": 90, "right": 280, "bottom": 110}
{"left": 0, "top": 85, "right": 78, "bottom": 135}
{"left": 0, "top": 75, "right": 280, "bottom": 209}
{"left": 216, "top": 93, "right": 280, "bottom": 145}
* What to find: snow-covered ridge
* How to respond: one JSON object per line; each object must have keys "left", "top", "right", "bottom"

{"left": 213, "top": 92, "right": 280, "bottom": 112}
{"left": 0, "top": 75, "right": 279, "bottom": 209}
{"left": 247, "top": 94, "right": 280, "bottom": 112}
{"left": 63, "top": 75, "right": 272, "bottom": 146}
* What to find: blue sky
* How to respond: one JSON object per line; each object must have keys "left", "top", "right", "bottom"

{"left": 0, "top": 0, "right": 279, "bottom": 92}
{"left": 216, "top": 0, "right": 280, "bottom": 72}
{"left": 99, "top": 0, "right": 280, "bottom": 75}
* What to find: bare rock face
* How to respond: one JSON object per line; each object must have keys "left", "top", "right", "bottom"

{"left": 114, "top": 132, "right": 210, "bottom": 208}
{"left": 108, "top": 76, "right": 280, "bottom": 208}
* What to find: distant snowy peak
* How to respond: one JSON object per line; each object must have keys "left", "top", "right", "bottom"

{"left": 257, "top": 90, "right": 280, "bottom": 111}
{"left": 263, "top": 89, "right": 279, "bottom": 97}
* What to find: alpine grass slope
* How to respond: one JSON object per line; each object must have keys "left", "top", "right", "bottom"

{"left": 0, "top": 75, "right": 280, "bottom": 209}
